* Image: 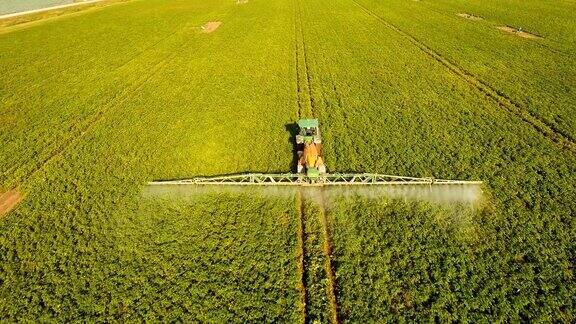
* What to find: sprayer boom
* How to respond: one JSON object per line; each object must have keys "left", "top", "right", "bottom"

{"left": 148, "top": 173, "right": 482, "bottom": 187}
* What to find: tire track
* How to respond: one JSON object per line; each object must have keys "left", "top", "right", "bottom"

{"left": 294, "top": 0, "right": 314, "bottom": 118}
{"left": 293, "top": 2, "right": 304, "bottom": 119}
{"left": 351, "top": 0, "right": 576, "bottom": 154}
{"left": 295, "top": 190, "right": 308, "bottom": 323}
{"left": 317, "top": 192, "right": 340, "bottom": 324}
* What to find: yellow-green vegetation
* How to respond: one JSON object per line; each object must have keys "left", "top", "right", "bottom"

{"left": 1, "top": 0, "right": 575, "bottom": 321}
{"left": 130, "top": 195, "right": 299, "bottom": 322}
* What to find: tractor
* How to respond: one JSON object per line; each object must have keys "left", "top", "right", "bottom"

{"left": 296, "top": 119, "right": 326, "bottom": 179}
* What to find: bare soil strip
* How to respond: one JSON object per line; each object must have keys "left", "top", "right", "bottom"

{"left": 317, "top": 194, "right": 340, "bottom": 324}
{"left": 0, "top": 0, "right": 132, "bottom": 31}
{"left": 457, "top": 13, "right": 483, "bottom": 21}
{"left": 351, "top": 0, "right": 576, "bottom": 154}
{"left": 201, "top": 21, "right": 221, "bottom": 33}
{"left": 295, "top": 191, "right": 308, "bottom": 323}
{"left": 0, "top": 189, "right": 22, "bottom": 217}
{"left": 497, "top": 26, "right": 541, "bottom": 39}
{"left": 0, "top": 0, "right": 101, "bottom": 20}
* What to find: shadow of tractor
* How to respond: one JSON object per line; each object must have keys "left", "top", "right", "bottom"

{"left": 285, "top": 122, "right": 301, "bottom": 173}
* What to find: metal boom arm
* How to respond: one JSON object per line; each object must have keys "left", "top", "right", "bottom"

{"left": 148, "top": 173, "right": 482, "bottom": 186}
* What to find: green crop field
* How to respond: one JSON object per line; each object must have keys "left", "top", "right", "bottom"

{"left": 1, "top": 0, "right": 575, "bottom": 321}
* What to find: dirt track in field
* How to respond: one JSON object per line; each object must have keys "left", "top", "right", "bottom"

{"left": 294, "top": 0, "right": 314, "bottom": 118}
{"left": 0, "top": 189, "right": 22, "bottom": 217}
{"left": 457, "top": 13, "right": 483, "bottom": 21}
{"left": 0, "top": 0, "right": 101, "bottom": 20}
{"left": 201, "top": 21, "right": 221, "bottom": 33}
{"left": 0, "top": 0, "right": 132, "bottom": 31}
{"left": 295, "top": 191, "right": 308, "bottom": 322}
{"left": 317, "top": 193, "right": 340, "bottom": 324}
{"left": 497, "top": 26, "right": 541, "bottom": 39}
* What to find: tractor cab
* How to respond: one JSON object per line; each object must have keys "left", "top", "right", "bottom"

{"left": 296, "top": 119, "right": 321, "bottom": 145}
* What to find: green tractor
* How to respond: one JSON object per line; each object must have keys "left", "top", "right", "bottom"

{"left": 295, "top": 119, "right": 326, "bottom": 179}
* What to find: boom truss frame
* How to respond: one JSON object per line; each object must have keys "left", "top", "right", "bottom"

{"left": 148, "top": 173, "right": 482, "bottom": 186}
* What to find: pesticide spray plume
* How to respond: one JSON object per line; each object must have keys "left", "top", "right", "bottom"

{"left": 143, "top": 182, "right": 299, "bottom": 200}
{"left": 316, "top": 183, "right": 483, "bottom": 204}
{"left": 143, "top": 181, "right": 484, "bottom": 207}
{"left": 142, "top": 181, "right": 486, "bottom": 244}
